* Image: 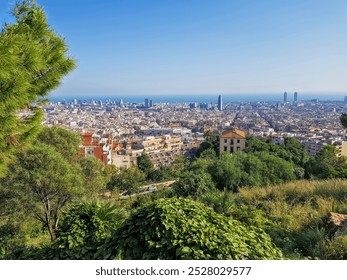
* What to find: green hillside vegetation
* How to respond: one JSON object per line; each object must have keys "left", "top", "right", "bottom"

{"left": 2, "top": 1, "right": 347, "bottom": 260}
{"left": 231, "top": 180, "right": 347, "bottom": 259}
{"left": 2, "top": 124, "right": 347, "bottom": 259}
{"left": 2, "top": 125, "right": 347, "bottom": 260}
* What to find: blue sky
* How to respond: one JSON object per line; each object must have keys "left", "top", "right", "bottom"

{"left": 1, "top": 0, "right": 347, "bottom": 98}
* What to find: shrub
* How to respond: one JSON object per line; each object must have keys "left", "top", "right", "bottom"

{"left": 51, "top": 201, "right": 126, "bottom": 259}
{"left": 100, "top": 197, "right": 283, "bottom": 260}
{"left": 325, "top": 236, "right": 347, "bottom": 260}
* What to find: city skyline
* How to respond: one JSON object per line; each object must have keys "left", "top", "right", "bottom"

{"left": 49, "top": 91, "right": 347, "bottom": 104}
{"left": 1, "top": 0, "right": 347, "bottom": 98}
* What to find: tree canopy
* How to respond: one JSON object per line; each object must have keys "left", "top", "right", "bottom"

{"left": 35, "top": 127, "right": 81, "bottom": 163}
{"left": 80, "top": 157, "right": 108, "bottom": 197}
{"left": 0, "top": 144, "right": 83, "bottom": 241}
{"left": 0, "top": 0, "right": 76, "bottom": 176}
{"left": 137, "top": 153, "right": 153, "bottom": 174}
{"left": 306, "top": 145, "right": 347, "bottom": 179}
{"left": 105, "top": 166, "right": 145, "bottom": 195}
{"left": 172, "top": 170, "right": 215, "bottom": 199}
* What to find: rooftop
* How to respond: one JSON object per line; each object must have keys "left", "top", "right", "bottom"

{"left": 221, "top": 129, "right": 246, "bottom": 139}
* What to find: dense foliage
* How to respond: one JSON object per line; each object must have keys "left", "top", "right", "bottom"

{"left": 35, "top": 126, "right": 82, "bottom": 163}
{"left": 0, "top": 0, "right": 75, "bottom": 176}
{"left": 50, "top": 201, "right": 126, "bottom": 259}
{"left": 0, "top": 144, "right": 83, "bottom": 241}
{"left": 231, "top": 180, "right": 347, "bottom": 259}
{"left": 101, "top": 197, "right": 283, "bottom": 260}
{"left": 105, "top": 165, "right": 145, "bottom": 195}
{"left": 171, "top": 170, "right": 215, "bottom": 199}
{"left": 80, "top": 157, "right": 108, "bottom": 197}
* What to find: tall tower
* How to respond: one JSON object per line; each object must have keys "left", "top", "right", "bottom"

{"left": 283, "top": 92, "right": 287, "bottom": 102}
{"left": 218, "top": 95, "right": 223, "bottom": 111}
{"left": 294, "top": 92, "right": 298, "bottom": 102}
{"left": 145, "top": 98, "right": 149, "bottom": 108}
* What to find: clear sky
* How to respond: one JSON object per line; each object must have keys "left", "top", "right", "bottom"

{"left": 1, "top": 0, "right": 347, "bottom": 98}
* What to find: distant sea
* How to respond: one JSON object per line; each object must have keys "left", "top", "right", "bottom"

{"left": 48, "top": 93, "right": 347, "bottom": 104}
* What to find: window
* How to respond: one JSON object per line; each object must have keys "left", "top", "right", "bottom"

{"left": 237, "top": 139, "right": 240, "bottom": 143}
{"left": 231, "top": 140, "right": 234, "bottom": 145}
{"left": 230, "top": 147, "right": 234, "bottom": 153}
{"left": 86, "top": 148, "right": 94, "bottom": 156}
{"left": 224, "top": 139, "right": 227, "bottom": 143}
{"left": 224, "top": 146, "right": 227, "bottom": 152}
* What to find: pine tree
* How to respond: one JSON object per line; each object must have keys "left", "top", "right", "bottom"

{"left": 0, "top": 0, "right": 76, "bottom": 176}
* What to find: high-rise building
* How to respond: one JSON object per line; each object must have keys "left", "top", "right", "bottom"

{"left": 283, "top": 92, "right": 287, "bottom": 102}
{"left": 190, "top": 102, "right": 198, "bottom": 109}
{"left": 294, "top": 92, "right": 298, "bottom": 102}
{"left": 344, "top": 96, "right": 347, "bottom": 102}
{"left": 218, "top": 95, "right": 223, "bottom": 111}
{"left": 145, "top": 98, "right": 149, "bottom": 108}
{"left": 149, "top": 100, "right": 153, "bottom": 107}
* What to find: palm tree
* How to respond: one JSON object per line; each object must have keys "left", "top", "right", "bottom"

{"left": 199, "top": 189, "right": 235, "bottom": 216}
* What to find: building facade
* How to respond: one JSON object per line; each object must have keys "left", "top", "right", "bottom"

{"left": 219, "top": 129, "right": 246, "bottom": 153}
{"left": 79, "top": 132, "right": 112, "bottom": 165}
{"left": 284, "top": 92, "right": 287, "bottom": 102}
{"left": 218, "top": 95, "right": 223, "bottom": 111}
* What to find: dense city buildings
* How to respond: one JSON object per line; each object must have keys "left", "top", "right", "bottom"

{"left": 42, "top": 95, "right": 347, "bottom": 166}
{"left": 79, "top": 132, "right": 112, "bottom": 165}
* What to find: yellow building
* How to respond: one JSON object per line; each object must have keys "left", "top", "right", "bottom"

{"left": 220, "top": 129, "right": 246, "bottom": 153}
{"left": 117, "top": 135, "right": 184, "bottom": 168}
{"left": 336, "top": 141, "right": 347, "bottom": 157}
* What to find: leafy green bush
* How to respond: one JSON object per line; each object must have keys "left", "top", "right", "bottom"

{"left": 0, "top": 224, "right": 23, "bottom": 258}
{"left": 325, "top": 236, "right": 347, "bottom": 259}
{"left": 51, "top": 200, "right": 126, "bottom": 259}
{"left": 100, "top": 197, "right": 283, "bottom": 260}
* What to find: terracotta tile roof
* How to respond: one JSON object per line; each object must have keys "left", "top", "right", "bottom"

{"left": 221, "top": 129, "right": 246, "bottom": 139}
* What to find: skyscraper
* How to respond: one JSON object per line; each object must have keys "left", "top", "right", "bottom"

{"left": 283, "top": 92, "right": 287, "bottom": 102}
{"left": 218, "top": 95, "right": 223, "bottom": 111}
{"left": 294, "top": 92, "right": 298, "bottom": 102}
{"left": 145, "top": 98, "right": 149, "bottom": 108}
